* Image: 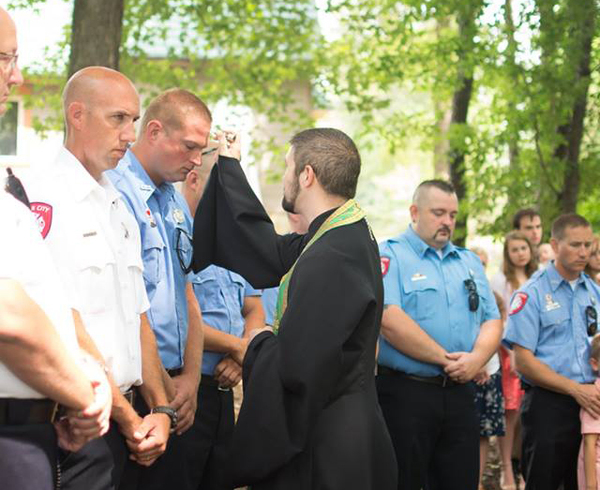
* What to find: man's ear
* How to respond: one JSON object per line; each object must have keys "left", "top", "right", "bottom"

{"left": 300, "top": 164, "right": 316, "bottom": 189}
{"left": 66, "top": 101, "right": 85, "bottom": 130}
{"left": 550, "top": 237, "right": 559, "bottom": 255}
{"left": 409, "top": 204, "right": 418, "bottom": 224}
{"left": 145, "top": 120, "right": 163, "bottom": 142}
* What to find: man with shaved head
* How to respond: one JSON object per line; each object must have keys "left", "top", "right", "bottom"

{"left": 25, "top": 67, "right": 171, "bottom": 490}
{"left": 377, "top": 179, "right": 502, "bottom": 490}
{"left": 108, "top": 88, "right": 209, "bottom": 490}
{"left": 0, "top": 7, "right": 113, "bottom": 490}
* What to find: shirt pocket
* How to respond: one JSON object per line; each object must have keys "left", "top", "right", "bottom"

{"left": 142, "top": 229, "right": 165, "bottom": 287}
{"left": 194, "top": 268, "right": 222, "bottom": 312}
{"left": 402, "top": 276, "right": 439, "bottom": 322}
{"left": 74, "top": 234, "right": 115, "bottom": 315}
{"left": 540, "top": 307, "right": 571, "bottom": 346}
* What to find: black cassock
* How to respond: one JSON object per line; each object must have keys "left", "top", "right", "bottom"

{"left": 192, "top": 156, "right": 397, "bottom": 490}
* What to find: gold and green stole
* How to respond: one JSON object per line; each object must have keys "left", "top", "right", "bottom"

{"left": 272, "top": 199, "right": 366, "bottom": 334}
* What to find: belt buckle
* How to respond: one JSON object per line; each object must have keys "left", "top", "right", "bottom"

{"left": 217, "top": 385, "right": 231, "bottom": 392}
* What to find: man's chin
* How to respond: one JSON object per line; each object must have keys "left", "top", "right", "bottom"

{"left": 281, "top": 197, "right": 295, "bottom": 214}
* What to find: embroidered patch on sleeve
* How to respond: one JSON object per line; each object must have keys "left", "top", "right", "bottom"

{"left": 29, "top": 202, "right": 53, "bottom": 239}
{"left": 380, "top": 257, "right": 391, "bottom": 277}
{"left": 509, "top": 292, "right": 529, "bottom": 315}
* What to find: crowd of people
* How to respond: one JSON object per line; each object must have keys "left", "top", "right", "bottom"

{"left": 2, "top": 5, "right": 600, "bottom": 490}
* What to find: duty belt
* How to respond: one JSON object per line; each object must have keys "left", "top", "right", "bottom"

{"left": 377, "top": 365, "right": 459, "bottom": 388}
{"left": 0, "top": 398, "right": 58, "bottom": 425}
{"left": 166, "top": 368, "right": 183, "bottom": 377}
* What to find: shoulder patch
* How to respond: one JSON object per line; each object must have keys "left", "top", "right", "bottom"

{"left": 380, "top": 257, "right": 391, "bottom": 277}
{"left": 29, "top": 202, "right": 53, "bottom": 239}
{"left": 509, "top": 292, "right": 529, "bottom": 315}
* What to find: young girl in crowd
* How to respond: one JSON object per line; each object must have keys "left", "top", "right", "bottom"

{"left": 585, "top": 235, "right": 600, "bottom": 286}
{"left": 491, "top": 231, "right": 537, "bottom": 490}
{"left": 578, "top": 334, "right": 600, "bottom": 490}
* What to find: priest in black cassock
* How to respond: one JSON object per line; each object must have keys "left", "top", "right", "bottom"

{"left": 191, "top": 128, "right": 397, "bottom": 490}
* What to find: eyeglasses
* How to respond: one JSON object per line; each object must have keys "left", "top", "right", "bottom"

{"left": 586, "top": 306, "right": 598, "bottom": 336}
{"left": 464, "top": 279, "right": 480, "bottom": 312}
{"left": 0, "top": 51, "right": 19, "bottom": 74}
{"left": 175, "top": 227, "right": 193, "bottom": 274}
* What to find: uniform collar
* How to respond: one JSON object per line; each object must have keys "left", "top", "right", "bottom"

{"left": 403, "top": 225, "right": 458, "bottom": 259}
{"left": 546, "top": 261, "right": 585, "bottom": 292}
{"left": 57, "top": 147, "right": 112, "bottom": 203}
{"left": 121, "top": 149, "right": 175, "bottom": 202}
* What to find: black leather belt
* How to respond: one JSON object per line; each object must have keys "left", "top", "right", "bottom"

{"left": 166, "top": 368, "right": 183, "bottom": 377}
{"left": 377, "top": 365, "right": 459, "bottom": 388}
{"left": 201, "top": 374, "right": 231, "bottom": 392}
{"left": 0, "top": 398, "right": 58, "bottom": 425}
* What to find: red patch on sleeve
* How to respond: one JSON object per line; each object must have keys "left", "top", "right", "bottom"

{"left": 29, "top": 202, "right": 53, "bottom": 239}
{"left": 509, "top": 292, "right": 529, "bottom": 315}
{"left": 380, "top": 257, "right": 390, "bottom": 277}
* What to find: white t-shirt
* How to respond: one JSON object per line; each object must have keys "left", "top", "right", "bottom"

{"left": 26, "top": 148, "right": 150, "bottom": 391}
{"left": 0, "top": 192, "right": 80, "bottom": 398}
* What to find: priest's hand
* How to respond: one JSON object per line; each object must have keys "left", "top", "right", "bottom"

{"left": 214, "top": 357, "right": 242, "bottom": 388}
{"left": 217, "top": 130, "right": 241, "bottom": 161}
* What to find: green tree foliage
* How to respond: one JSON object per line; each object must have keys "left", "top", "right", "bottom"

{"left": 9, "top": 0, "right": 322, "bottom": 158}
{"left": 324, "top": 0, "right": 600, "bottom": 240}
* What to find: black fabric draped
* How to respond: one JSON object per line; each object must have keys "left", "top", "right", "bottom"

{"left": 191, "top": 156, "right": 397, "bottom": 490}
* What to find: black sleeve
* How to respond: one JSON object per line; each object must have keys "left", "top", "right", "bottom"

{"left": 191, "top": 156, "right": 305, "bottom": 289}
{"left": 229, "top": 243, "right": 373, "bottom": 485}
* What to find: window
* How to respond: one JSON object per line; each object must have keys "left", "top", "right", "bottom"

{"left": 0, "top": 101, "right": 18, "bottom": 155}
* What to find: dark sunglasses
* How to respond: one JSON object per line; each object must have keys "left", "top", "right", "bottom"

{"left": 464, "top": 279, "right": 480, "bottom": 312}
{"left": 586, "top": 306, "right": 598, "bottom": 336}
{"left": 175, "top": 227, "right": 193, "bottom": 274}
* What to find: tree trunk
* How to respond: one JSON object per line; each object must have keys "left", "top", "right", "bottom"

{"left": 504, "top": 0, "right": 520, "bottom": 170}
{"left": 432, "top": 17, "right": 452, "bottom": 177}
{"left": 68, "top": 0, "right": 125, "bottom": 77}
{"left": 556, "top": 0, "right": 596, "bottom": 213}
{"left": 448, "top": 3, "right": 481, "bottom": 247}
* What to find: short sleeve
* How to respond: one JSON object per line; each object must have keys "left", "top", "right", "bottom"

{"left": 244, "top": 280, "right": 261, "bottom": 297}
{"left": 503, "top": 287, "right": 540, "bottom": 351}
{"left": 379, "top": 241, "right": 402, "bottom": 307}
{"left": 581, "top": 407, "right": 600, "bottom": 434}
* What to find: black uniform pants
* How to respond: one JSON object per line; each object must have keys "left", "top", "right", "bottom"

{"left": 119, "top": 375, "right": 234, "bottom": 490}
{"left": 376, "top": 372, "right": 479, "bottom": 490}
{"left": 0, "top": 423, "right": 57, "bottom": 490}
{"left": 58, "top": 422, "right": 127, "bottom": 490}
{"left": 520, "top": 386, "right": 580, "bottom": 490}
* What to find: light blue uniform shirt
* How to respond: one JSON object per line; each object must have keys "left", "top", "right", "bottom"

{"left": 261, "top": 286, "right": 279, "bottom": 327}
{"left": 107, "top": 150, "right": 192, "bottom": 369}
{"left": 504, "top": 262, "right": 600, "bottom": 385}
{"left": 192, "top": 265, "right": 261, "bottom": 376}
{"left": 378, "top": 225, "right": 500, "bottom": 377}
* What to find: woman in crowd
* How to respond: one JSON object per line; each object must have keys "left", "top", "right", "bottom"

{"left": 585, "top": 235, "right": 600, "bottom": 285}
{"left": 491, "top": 231, "right": 537, "bottom": 490}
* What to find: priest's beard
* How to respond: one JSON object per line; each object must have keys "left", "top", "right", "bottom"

{"left": 282, "top": 180, "right": 299, "bottom": 214}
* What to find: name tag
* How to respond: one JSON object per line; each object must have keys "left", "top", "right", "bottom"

{"left": 411, "top": 273, "right": 427, "bottom": 281}
{"left": 83, "top": 231, "right": 98, "bottom": 238}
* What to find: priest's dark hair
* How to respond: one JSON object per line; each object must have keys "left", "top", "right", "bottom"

{"left": 290, "top": 128, "right": 361, "bottom": 199}
{"left": 551, "top": 213, "right": 591, "bottom": 241}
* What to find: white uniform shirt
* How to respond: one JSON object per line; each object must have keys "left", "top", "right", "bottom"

{"left": 26, "top": 148, "right": 150, "bottom": 391}
{"left": 0, "top": 192, "right": 80, "bottom": 398}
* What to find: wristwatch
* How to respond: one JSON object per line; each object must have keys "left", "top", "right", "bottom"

{"left": 150, "top": 406, "right": 178, "bottom": 432}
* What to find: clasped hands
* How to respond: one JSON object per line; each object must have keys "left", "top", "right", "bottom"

{"left": 53, "top": 355, "right": 112, "bottom": 453}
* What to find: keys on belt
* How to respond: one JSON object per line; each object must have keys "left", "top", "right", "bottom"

{"left": 0, "top": 398, "right": 59, "bottom": 425}
{"left": 377, "top": 365, "right": 459, "bottom": 388}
